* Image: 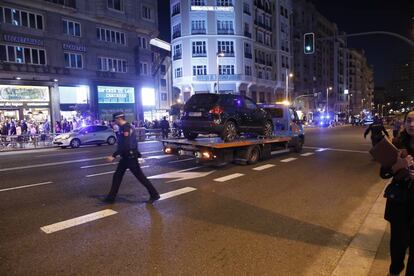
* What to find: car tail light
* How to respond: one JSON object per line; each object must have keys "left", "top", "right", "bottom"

{"left": 209, "top": 106, "right": 224, "bottom": 115}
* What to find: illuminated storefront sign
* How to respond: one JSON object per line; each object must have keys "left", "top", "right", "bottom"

{"left": 0, "top": 85, "right": 50, "bottom": 102}
{"left": 141, "top": 87, "right": 156, "bottom": 106}
{"left": 191, "top": 6, "right": 234, "bottom": 12}
{"left": 97, "top": 86, "right": 135, "bottom": 104}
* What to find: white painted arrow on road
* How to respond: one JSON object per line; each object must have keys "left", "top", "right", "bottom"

{"left": 148, "top": 166, "right": 215, "bottom": 183}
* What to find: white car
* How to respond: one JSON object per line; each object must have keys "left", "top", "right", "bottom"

{"left": 53, "top": 125, "right": 117, "bottom": 148}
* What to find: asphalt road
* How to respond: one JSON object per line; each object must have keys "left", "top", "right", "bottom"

{"left": 0, "top": 126, "right": 387, "bottom": 275}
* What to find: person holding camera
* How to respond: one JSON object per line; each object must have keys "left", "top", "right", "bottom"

{"left": 380, "top": 111, "right": 414, "bottom": 276}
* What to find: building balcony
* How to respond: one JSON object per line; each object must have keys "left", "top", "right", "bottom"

{"left": 172, "top": 32, "right": 181, "bottom": 39}
{"left": 222, "top": 52, "right": 235, "bottom": 57}
{"left": 191, "top": 29, "right": 206, "bottom": 35}
{"left": 244, "top": 31, "right": 252, "bottom": 38}
{"left": 192, "top": 53, "right": 207, "bottom": 58}
{"left": 254, "top": 21, "right": 272, "bottom": 31}
{"left": 173, "top": 53, "right": 182, "bottom": 60}
{"left": 217, "top": 29, "right": 234, "bottom": 35}
{"left": 171, "top": 10, "right": 180, "bottom": 17}
{"left": 193, "top": 74, "right": 243, "bottom": 82}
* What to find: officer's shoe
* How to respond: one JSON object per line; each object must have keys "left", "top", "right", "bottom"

{"left": 147, "top": 194, "right": 161, "bottom": 204}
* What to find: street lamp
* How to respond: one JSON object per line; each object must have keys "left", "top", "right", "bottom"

{"left": 216, "top": 52, "right": 224, "bottom": 94}
{"left": 326, "top": 86, "right": 332, "bottom": 118}
{"left": 285, "top": 70, "right": 294, "bottom": 102}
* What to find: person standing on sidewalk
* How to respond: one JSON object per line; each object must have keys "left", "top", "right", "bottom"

{"left": 160, "top": 116, "right": 170, "bottom": 139}
{"left": 380, "top": 111, "right": 414, "bottom": 276}
{"left": 104, "top": 112, "right": 160, "bottom": 204}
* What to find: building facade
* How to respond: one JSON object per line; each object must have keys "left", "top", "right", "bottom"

{"left": 292, "top": 0, "right": 349, "bottom": 119}
{"left": 348, "top": 49, "right": 374, "bottom": 115}
{"left": 0, "top": 0, "right": 159, "bottom": 128}
{"left": 170, "top": 0, "right": 293, "bottom": 104}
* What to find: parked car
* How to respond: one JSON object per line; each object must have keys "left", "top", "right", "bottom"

{"left": 181, "top": 94, "right": 273, "bottom": 142}
{"left": 53, "top": 125, "right": 117, "bottom": 148}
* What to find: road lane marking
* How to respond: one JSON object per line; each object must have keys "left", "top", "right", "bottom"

{"left": 280, "top": 158, "right": 297, "bottom": 163}
{"left": 40, "top": 209, "right": 118, "bottom": 234}
{"left": 36, "top": 151, "right": 93, "bottom": 158}
{"left": 304, "top": 146, "right": 368, "bottom": 154}
{"left": 145, "top": 155, "right": 171, "bottom": 160}
{"left": 0, "top": 148, "right": 58, "bottom": 156}
{"left": 0, "top": 157, "right": 106, "bottom": 173}
{"left": 214, "top": 173, "right": 244, "bottom": 182}
{"left": 0, "top": 181, "right": 53, "bottom": 193}
{"left": 160, "top": 187, "right": 197, "bottom": 200}
{"left": 139, "top": 141, "right": 160, "bottom": 144}
{"left": 85, "top": 166, "right": 149, "bottom": 178}
{"left": 168, "top": 158, "right": 194, "bottom": 164}
{"left": 253, "top": 164, "right": 276, "bottom": 171}
{"left": 300, "top": 152, "right": 315, "bottom": 157}
{"left": 149, "top": 167, "right": 212, "bottom": 183}
{"left": 81, "top": 163, "right": 118, "bottom": 169}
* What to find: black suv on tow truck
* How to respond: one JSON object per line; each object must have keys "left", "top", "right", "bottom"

{"left": 181, "top": 94, "right": 273, "bottom": 142}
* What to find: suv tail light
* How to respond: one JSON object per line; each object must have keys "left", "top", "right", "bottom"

{"left": 209, "top": 106, "right": 224, "bottom": 115}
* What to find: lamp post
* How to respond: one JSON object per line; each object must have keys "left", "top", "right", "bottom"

{"left": 216, "top": 52, "right": 224, "bottom": 94}
{"left": 326, "top": 86, "right": 332, "bottom": 118}
{"left": 285, "top": 69, "right": 294, "bottom": 102}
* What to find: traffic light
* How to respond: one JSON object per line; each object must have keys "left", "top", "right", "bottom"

{"left": 304, "top": 33, "right": 315, "bottom": 54}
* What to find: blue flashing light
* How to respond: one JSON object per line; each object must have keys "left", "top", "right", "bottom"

{"left": 319, "top": 122, "right": 324, "bottom": 125}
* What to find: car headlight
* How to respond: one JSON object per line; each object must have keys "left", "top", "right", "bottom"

{"left": 59, "top": 134, "right": 71, "bottom": 140}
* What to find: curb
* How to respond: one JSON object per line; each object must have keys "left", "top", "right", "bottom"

{"left": 332, "top": 179, "right": 389, "bottom": 276}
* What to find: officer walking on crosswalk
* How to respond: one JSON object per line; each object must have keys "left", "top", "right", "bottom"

{"left": 104, "top": 112, "right": 160, "bottom": 204}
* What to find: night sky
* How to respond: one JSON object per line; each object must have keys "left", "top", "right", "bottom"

{"left": 157, "top": 0, "right": 414, "bottom": 87}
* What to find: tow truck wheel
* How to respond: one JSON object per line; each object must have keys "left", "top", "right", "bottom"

{"left": 183, "top": 130, "right": 198, "bottom": 140}
{"left": 247, "top": 145, "right": 261, "bottom": 164}
{"left": 221, "top": 121, "right": 238, "bottom": 142}
{"left": 263, "top": 121, "right": 273, "bottom": 138}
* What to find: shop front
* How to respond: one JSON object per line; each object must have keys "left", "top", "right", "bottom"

{"left": 59, "top": 85, "right": 90, "bottom": 121}
{"left": 97, "top": 86, "right": 136, "bottom": 122}
{"left": 0, "top": 85, "right": 51, "bottom": 124}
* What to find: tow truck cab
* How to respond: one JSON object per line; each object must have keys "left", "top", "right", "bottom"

{"left": 162, "top": 104, "right": 305, "bottom": 166}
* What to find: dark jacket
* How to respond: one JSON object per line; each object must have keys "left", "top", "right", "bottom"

{"left": 365, "top": 122, "right": 389, "bottom": 141}
{"left": 112, "top": 123, "right": 141, "bottom": 159}
{"left": 380, "top": 131, "right": 414, "bottom": 224}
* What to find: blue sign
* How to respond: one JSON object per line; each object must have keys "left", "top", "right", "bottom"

{"left": 97, "top": 86, "right": 135, "bottom": 104}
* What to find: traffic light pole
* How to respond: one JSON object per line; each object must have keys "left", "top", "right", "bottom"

{"left": 318, "top": 31, "right": 414, "bottom": 48}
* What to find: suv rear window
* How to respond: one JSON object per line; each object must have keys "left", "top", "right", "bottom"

{"left": 186, "top": 94, "right": 219, "bottom": 106}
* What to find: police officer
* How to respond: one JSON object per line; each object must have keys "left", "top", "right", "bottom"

{"left": 104, "top": 112, "right": 160, "bottom": 204}
{"left": 364, "top": 116, "right": 390, "bottom": 146}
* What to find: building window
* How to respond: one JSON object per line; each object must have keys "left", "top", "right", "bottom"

{"left": 243, "top": 2, "right": 250, "bottom": 15}
{"left": 193, "top": 65, "right": 207, "bottom": 76}
{"left": 245, "top": 65, "right": 252, "bottom": 76}
{"left": 217, "top": 0, "right": 233, "bottom": 6}
{"left": 44, "top": 0, "right": 76, "bottom": 8}
{"left": 175, "top": 67, "right": 183, "bottom": 78}
{"left": 160, "top": 79, "right": 167, "bottom": 87}
{"left": 161, "top": 93, "right": 167, "bottom": 101}
{"left": 172, "top": 3, "right": 180, "bottom": 16}
{"left": 0, "top": 44, "right": 46, "bottom": 65}
{"left": 96, "top": 27, "right": 126, "bottom": 45}
{"left": 0, "top": 7, "right": 44, "bottom": 30}
{"left": 142, "top": 5, "right": 153, "bottom": 20}
{"left": 139, "top": 62, "right": 149, "bottom": 75}
{"left": 64, "top": 52, "right": 83, "bottom": 69}
{"left": 192, "top": 41, "right": 207, "bottom": 57}
{"left": 172, "top": 24, "right": 181, "bottom": 39}
{"left": 63, "top": 19, "right": 81, "bottom": 37}
{"left": 217, "top": 20, "right": 234, "bottom": 35}
{"left": 98, "top": 57, "right": 127, "bottom": 73}
{"left": 173, "top": 44, "right": 182, "bottom": 60}
{"left": 191, "top": 0, "right": 206, "bottom": 5}
{"left": 160, "top": 65, "right": 166, "bottom": 74}
{"left": 218, "top": 41, "right": 234, "bottom": 57}
{"left": 191, "top": 20, "right": 206, "bottom": 35}
{"left": 219, "top": 65, "right": 234, "bottom": 75}
{"left": 108, "top": 0, "right": 123, "bottom": 11}
{"left": 138, "top": 37, "right": 148, "bottom": 49}
{"left": 244, "top": 43, "right": 252, "bottom": 59}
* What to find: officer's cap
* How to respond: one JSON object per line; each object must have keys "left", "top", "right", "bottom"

{"left": 112, "top": 112, "right": 125, "bottom": 120}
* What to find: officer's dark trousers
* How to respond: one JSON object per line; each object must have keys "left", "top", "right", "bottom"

{"left": 389, "top": 219, "right": 414, "bottom": 275}
{"left": 108, "top": 158, "right": 159, "bottom": 199}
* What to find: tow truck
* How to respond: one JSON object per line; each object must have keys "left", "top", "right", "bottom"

{"left": 162, "top": 104, "right": 305, "bottom": 166}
